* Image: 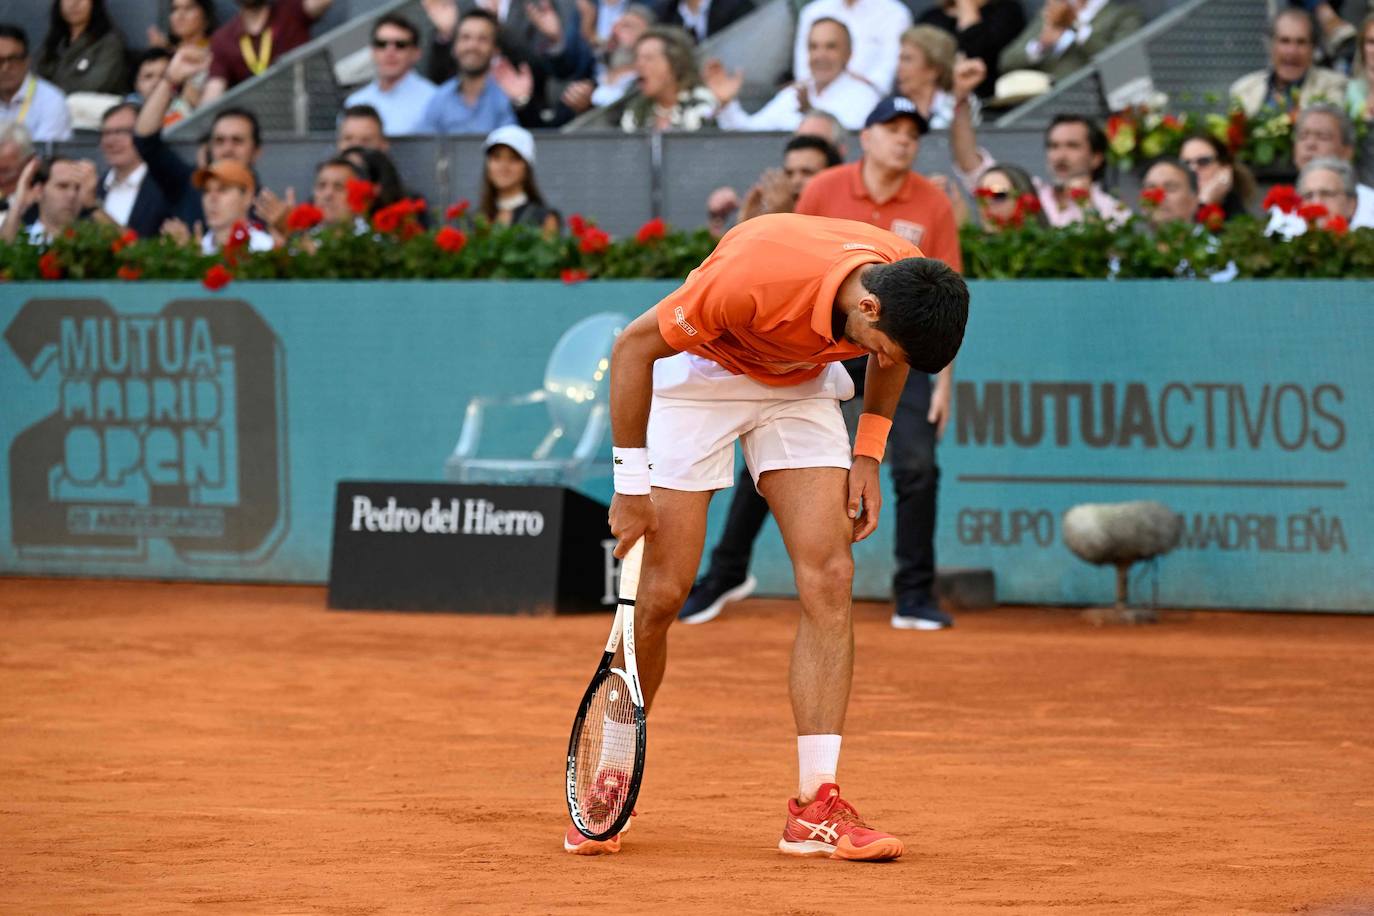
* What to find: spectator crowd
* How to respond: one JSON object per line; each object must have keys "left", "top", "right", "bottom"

{"left": 2, "top": 0, "right": 1373, "bottom": 255}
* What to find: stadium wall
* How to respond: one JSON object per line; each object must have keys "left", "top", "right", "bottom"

{"left": 2, "top": 280, "right": 1369, "bottom": 613}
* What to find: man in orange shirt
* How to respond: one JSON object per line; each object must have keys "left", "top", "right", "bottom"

{"left": 563, "top": 212, "right": 969, "bottom": 861}
{"left": 679, "top": 96, "right": 963, "bottom": 632}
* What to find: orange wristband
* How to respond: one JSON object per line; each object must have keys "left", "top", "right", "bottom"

{"left": 853, "top": 413, "right": 892, "bottom": 462}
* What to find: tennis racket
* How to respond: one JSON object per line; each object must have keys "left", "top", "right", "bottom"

{"left": 565, "top": 538, "right": 647, "bottom": 842}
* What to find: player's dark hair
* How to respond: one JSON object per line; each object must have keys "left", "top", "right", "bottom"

{"left": 212, "top": 107, "right": 262, "bottom": 148}
{"left": 784, "top": 134, "right": 841, "bottom": 168}
{"left": 1046, "top": 113, "right": 1107, "bottom": 182}
{"left": 863, "top": 258, "right": 969, "bottom": 374}
{"left": 0, "top": 24, "right": 30, "bottom": 53}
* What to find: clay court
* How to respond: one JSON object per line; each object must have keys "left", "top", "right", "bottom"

{"left": 2, "top": 579, "right": 1372, "bottom": 914}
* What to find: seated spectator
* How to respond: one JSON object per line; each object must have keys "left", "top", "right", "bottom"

{"left": 346, "top": 14, "right": 436, "bottom": 137}
{"left": 704, "top": 117, "right": 847, "bottom": 232}
{"left": 337, "top": 104, "right": 388, "bottom": 152}
{"left": 1231, "top": 8, "right": 1347, "bottom": 116}
{"left": 1290, "top": 0, "right": 1359, "bottom": 69}
{"left": 0, "top": 120, "right": 35, "bottom": 213}
{"left": 917, "top": 0, "right": 1026, "bottom": 98}
{"left": 658, "top": 0, "right": 753, "bottom": 43}
{"left": 136, "top": 46, "right": 265, "bottom": 226}
{"left": 737, "top": 133, "right": 842, "bottom": 222}
{"left": 0, "top": 155, "right": 95, "bottom": 244}
{"left": 478, "top": 125, "right": 560, "bottom": 234}
{"left": 35, "top": 0, "right": 127, "bottom": 96}
{"left": 553, "top": 2, "right": 653, "bottom": 124}
{"left": 421, "top": 0, "right": 593, "bottom": 128}
{"left": 708, "top": 18, "right": 879, "bottom": 131}
{"left": 183, "top": 160, "right": 274, "bottom": 253}
{"left": 1347, "top": 13, "right": 1373, "bottom": 121}
{"left": 144, "top": 0, "right": 218, "bottom": 111}
{"left": 339, "top": 145, "right": 416, "bottom": 216}
{"left": 950, "top": 58, "right": 1128, "bottom": 226}
{"left": 418, "top": 10, "right": 519, "bottom": 135}
{"left": 968, "top": 162, "right": 1045, "bottom": 229}
{"left": 310, "top": 155, "right": 365, "bottom": 226}
{"left": 897, "top": 25, "right": 979, "bottom": 130}
{"left": 793, "top": 0, "right": 912, "bottom": 94}
{"left": 0, "top": 24, "right": 73, "bottom": 141}
{"left": 796, "top": 107, "right": 851, "bottom": 158}
{"left": 1269, "top": 155, "right": 1371, "bottom": 234}
{"left": 131, "top": 48, "right": 171, "bottom": 103}
{"left": 1179, "top": 132, "right": 1256, "bottom": 220}
{"left": 97, "top": 102, "right": 174, "bottom": 238}
{"left": 203, "top": 0, "right": 336, "bottom": 105}
{"left": 619, "top": 26, "right": 716, "bottom": 131}
{"left": 1139, "top": 157, "right": 1199, "bottom": 226}
{"left": 999, "top": 0, "right": 1142, "bottom": 84}
{"left": 1291, "top": 101, "right": 1374, "bottom": 223}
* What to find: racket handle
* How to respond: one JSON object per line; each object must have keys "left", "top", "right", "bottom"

{"left": 618, "top": 539, "right": 645, "bottom": 603}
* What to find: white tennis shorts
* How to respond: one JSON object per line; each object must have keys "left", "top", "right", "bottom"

{"left": 647, "top": 352, "right": 855, "bottom": 491}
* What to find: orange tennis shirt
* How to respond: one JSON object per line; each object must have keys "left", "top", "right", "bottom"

{"left": 655, "top": 213, "right": 924, "bottom": 387}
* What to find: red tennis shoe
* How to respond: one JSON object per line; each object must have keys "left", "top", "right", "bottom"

{"left": 778, "top": 783, "right": 903, "bottom": 861}
{"left": 562, "top": 808, "right": 636, "bottom": 856}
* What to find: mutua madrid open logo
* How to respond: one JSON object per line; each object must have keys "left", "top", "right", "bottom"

{"left": 4, "top": 297, "right": 289, "bottom": 564}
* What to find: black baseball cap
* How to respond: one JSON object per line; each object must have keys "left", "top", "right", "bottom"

{"left": 864, "top": 96, "right": 930, "bottom": 135}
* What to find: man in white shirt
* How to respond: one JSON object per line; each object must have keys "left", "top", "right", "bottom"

{"left": 0, "top": 24, "right": 73, "bottom": 142}
{"left": 344, "top": 14, "right": 437, "bottom": 136}
{"left": 792, "top": 0, "right": 911, "bottom": 94}
{"left": 192, "top": 159, "right": 275, "bottom": 254}
{"left": 97, "top": 103, "right": 162, "bottom": 237}
{"left": 998, "top": 0, "right": 1141, "bottom": 84}
{"left": 0, "top": 156, "right": 92, "bottom": 245}
{"left": 1289, "top": 103, "right": 1374, "bottom": 227}
{"left": 709, "top": 17, "right": 880, "bottom": 131}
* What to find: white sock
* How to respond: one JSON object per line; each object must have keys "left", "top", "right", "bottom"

{"left": 597, "top": 715, "right": 637, "bottom": 773}
{"left": 797, "top": 734, "right": 842, "bottom": 802}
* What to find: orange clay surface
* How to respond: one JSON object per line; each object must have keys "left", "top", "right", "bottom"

{"left": 2, "top": 578, "right": 1373, "bottom": 915}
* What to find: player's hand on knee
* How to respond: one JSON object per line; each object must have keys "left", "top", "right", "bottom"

{"left": 847, "top": 458, "right": 882, "bottom": 542}
{"left": 609, "top": 493, "right": 657, "bottom": 557}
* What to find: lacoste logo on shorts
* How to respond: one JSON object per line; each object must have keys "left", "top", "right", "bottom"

{"left": 674, "top": 306, "right": 698, "bottom": 336}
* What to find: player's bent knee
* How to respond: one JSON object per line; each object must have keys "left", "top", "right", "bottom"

{"left": 794, "top": 553, "right": 854, "bottom": 609}
{"left": 636, "top": 578, "right": 693, "bottom": 626}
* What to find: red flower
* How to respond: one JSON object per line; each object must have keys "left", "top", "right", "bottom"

{"left": 1139, "top": 187, "right": 1167, "bottom": 208}
{"left": 1161, "top": 114, "right": 1182, "bottom": 130}
{"left": 1226, "top": 110, "right": 1247, "bottom": 152}
{"left": 973, "top": 186, "right": 997, "bottom": 199}
{"left": 445, "top": 199, "right": 470, "bottom": 221}
{"left": 1297, "top": 203, "right": 1329, "bottom": 223}
{"left": 110, "top": 228, "right": 138, "bottom": 253}
{"left": 1262, "top": 185, "right": 1302, "bottom": 214}
{"left": 372, "top": 198, "right": 427, "bottom": 236}
{"left": 578, "top": 227, "right": 611, "bottom": 254}
{"left": 202, "top": 264, "right": 232, "bottom": 291}
{"left": 286, "top": 202, "right": 324, "bottom": 232}
{"left": 116, "top": 264, "right": 142, "bottom": 281}
{"left": 38, "top": 251, "right": 62, "bottom": 280}
{"left": 560, "top": 267, "right": 589, "bottom": 284}
{"left": 435, "top": 226, "right": 467, "bottom": 253}
{"left": 635, "top": 217, "right": 667, "bottom": 244}
{"left": 1017, "top": 192, "right": 1041, "bottom": 214}
{"left": 1106, "top": 114, "right": 1127, "bottom": 139}
{"left": 346, "top": 178, "right": 377, "bottom": 215}
{"left": 1068, "top": 186, "right": 1091, "bottom": 203}
{"left": 568, "top": 213, "right": 588, "bottom": 237}
{"left": 1325, "top": 215, "right": 1349, "bottom": 235}
{"left": 1195, "top": 203, "right": 1225, "bottom": 232}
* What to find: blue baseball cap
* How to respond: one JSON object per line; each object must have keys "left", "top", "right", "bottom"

{"left": 864, "top": 96, "right": 930, "bottom": 135}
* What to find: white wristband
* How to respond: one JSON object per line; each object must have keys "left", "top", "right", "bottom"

{"left": 612, "top": 447, "right": 652, "bottom": 495}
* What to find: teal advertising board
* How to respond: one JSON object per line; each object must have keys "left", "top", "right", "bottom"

{"left": 1, "top": 281, "right": 1369, "bottom": 611}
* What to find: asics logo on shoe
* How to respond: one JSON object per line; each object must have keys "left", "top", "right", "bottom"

{"left": 795, "top": 818, "right": 840, "bottom": 843}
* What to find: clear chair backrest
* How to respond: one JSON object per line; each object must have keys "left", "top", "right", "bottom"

{"left": 543, "top": 312, "right": 629, "bottom": 437}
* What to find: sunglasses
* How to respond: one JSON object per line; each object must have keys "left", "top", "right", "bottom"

{"left": 1181, "top": 155, "right": 1217, "bottom": 169}
{"left": 371, "top": 38, "right": 415, "bottom": 49}
{"left": 979, "top": 189, "right": 1013, "bottom": 202}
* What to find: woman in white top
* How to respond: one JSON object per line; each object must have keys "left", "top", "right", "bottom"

{"left": 896, "top": 25, "right": 980, "bottom": 130}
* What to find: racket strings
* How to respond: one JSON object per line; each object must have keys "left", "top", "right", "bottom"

{"left": 574, "top": 675, "right": 639, "bottom": 834}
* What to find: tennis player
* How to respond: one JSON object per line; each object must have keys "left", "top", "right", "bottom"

{"left": 564, "top": 212, "right": 969, "bottom": 860}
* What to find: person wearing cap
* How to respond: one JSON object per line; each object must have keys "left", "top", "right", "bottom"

{"left": 477, "top": 125, "right": 560, "bottom": 234}
{"left": 705, "top": 18, "right": 880, "bottom": 132}
{"left": 677, "top": 95, "right": 962, "bottom": 632}
{"left": 192, "top": 159, "right": 274, "bottom": 254}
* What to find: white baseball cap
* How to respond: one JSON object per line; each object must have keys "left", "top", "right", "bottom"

{"left": 483, "top": 125, "right": 536, "bottom": 165}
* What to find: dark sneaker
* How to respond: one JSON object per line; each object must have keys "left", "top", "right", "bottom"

{"left": 677, "top": 574, "right": 757, "bottom": 624}
{"left": 891, "top": 600, "right": 953, "bottom": 631}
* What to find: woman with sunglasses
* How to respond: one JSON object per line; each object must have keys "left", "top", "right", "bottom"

{"left": 971, "top": 163, "right": 1045, "bottom": 231}
{"left": 1178, "top": 133, "right": 1256, "bottom": 221}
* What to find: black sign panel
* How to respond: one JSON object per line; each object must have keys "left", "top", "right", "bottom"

{"left": 327, "top": 482, "right": 614, "bottom": 614}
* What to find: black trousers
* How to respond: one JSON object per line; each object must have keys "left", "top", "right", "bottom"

{"left": 702, "top": 368, "right": 939, "bottom": 604}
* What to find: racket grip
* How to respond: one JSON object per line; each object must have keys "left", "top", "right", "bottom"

{"left": 618, "top": 539, "right": 645, "bottom": 603}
